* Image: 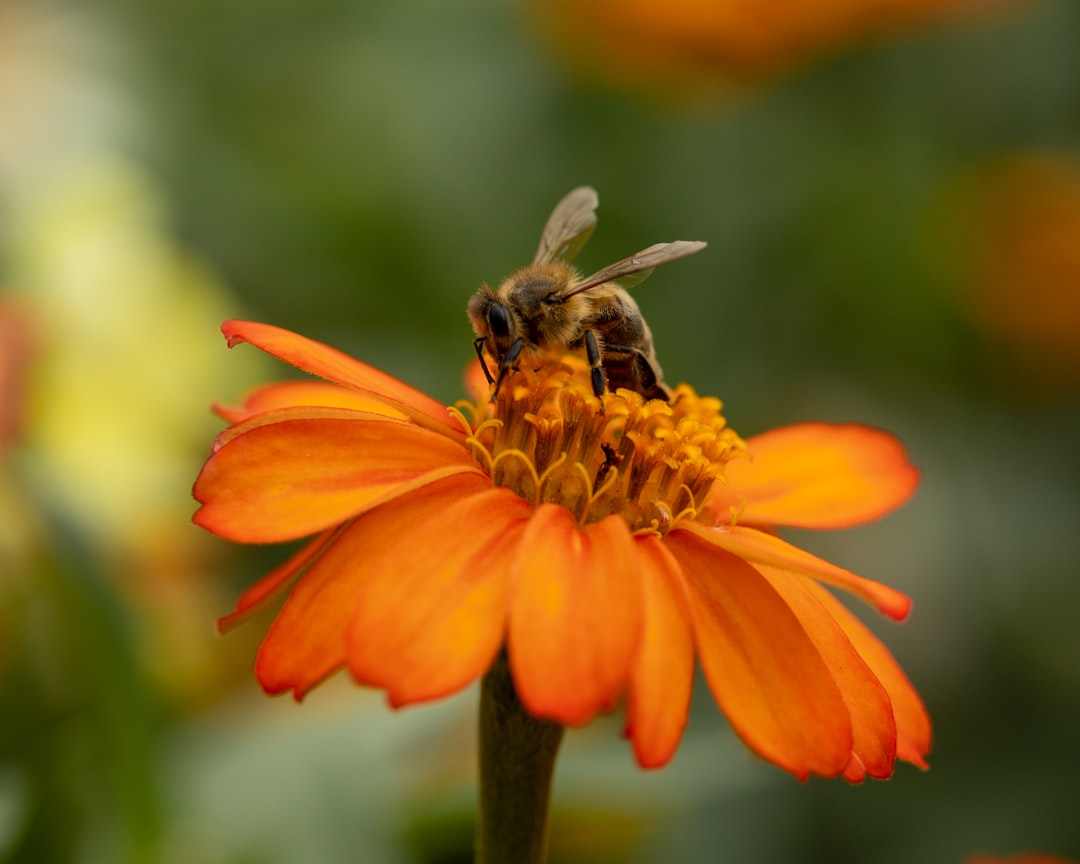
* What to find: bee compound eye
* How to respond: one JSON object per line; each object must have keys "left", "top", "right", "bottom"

{"left": 487, "top": 303, "right": 512, "bottom": 339}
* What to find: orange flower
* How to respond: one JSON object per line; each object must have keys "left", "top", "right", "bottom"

{"left": 950, "top": 153, "right": 1080, "bottom": 392}
{"left": 968, "top": 856, "right": 1080, "bottom": 864}
{"left": 532, "top": 0, "right": 1010, "bottom": 90}
{"left": 193, "top": 319, "right": 931, "bottom": 781}
{"left": 0, "top": 299, "right": 33, "bottom": 461}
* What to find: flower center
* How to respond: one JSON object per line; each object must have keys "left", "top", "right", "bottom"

{"left": 455, "top": 355, "right": 746, "bottom": 534}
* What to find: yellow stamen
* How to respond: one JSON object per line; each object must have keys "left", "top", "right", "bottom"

{"left": 459, "top": 355, "right": 747, "bottom": 534}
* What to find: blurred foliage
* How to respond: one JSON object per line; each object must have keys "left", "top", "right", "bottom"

{"left": 1, "top": 0, "right": 1079, "bottom": 862}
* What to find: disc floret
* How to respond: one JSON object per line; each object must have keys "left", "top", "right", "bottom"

{"left": 457, "top": 356, "right": 747, "bottom": 534}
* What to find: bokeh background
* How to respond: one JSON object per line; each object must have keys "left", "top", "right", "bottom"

{"left": 2, "top": 0, "right": 1079, "bottom": 862}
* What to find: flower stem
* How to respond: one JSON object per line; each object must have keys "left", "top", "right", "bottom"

{"left": 476, "top": 653, "right": 565, "bottom": 864}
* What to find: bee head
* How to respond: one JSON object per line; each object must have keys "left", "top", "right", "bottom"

{"left": 467, "top": 263, "right": 579, "bottom": 371}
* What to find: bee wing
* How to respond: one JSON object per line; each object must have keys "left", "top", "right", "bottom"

{"left": 533, "top": 186, "right": 599, "bottom": 265}
{"left": 562, "top": 240, "right": 707, "bottom": 298}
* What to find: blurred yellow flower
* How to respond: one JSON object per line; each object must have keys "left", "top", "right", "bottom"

{"left": 3, "top": 156, "right": 268, "bottom": 699}
{"left": 8, "top": 157, "right": 263, "bottom": 553}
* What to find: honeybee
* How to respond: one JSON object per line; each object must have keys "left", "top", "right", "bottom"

{"left": 467, "top": 187, "right": 706, "bottom": 402}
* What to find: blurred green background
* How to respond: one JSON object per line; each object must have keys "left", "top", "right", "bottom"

{"left": 2, "top": 0, "right": 1079, "bottom": 862}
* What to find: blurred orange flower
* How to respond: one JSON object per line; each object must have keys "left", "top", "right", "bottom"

{"left": 0, "top": 299, "right": 33, "bottom": 461}
{"left": 968, "top": 855, "right": 1080, "bottom": 864}
{"left": 533, "top": 0, "right": 1014, "bottom": 89}
{"left": 950, "top": 153, "right": 1080, "bottom": 391}
{"left": 193, "top": 320, "right": 930, "bottom": 780}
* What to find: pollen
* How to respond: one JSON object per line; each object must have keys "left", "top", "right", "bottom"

{"left": 456, "top": 355, "right": 747, "bottom": 534}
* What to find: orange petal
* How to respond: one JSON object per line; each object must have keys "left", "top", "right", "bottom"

{"left": 806, "top": 581, "right": 932, "bottom": 770}
{"left": 255, "top": 472, "right": 494, "bottom": 699}
{"left": 346, "top": 486, "right": 532, "bottom": 706}
{"left": 757, "top": 566, "right": 897, "bottom": 781}
{"left": 216, "top": 527, "right": 339, "bottom": 634}
{"left": 221, "top": 320, "right": 461, "bottom": 433}
{"left": 209, "top": 405, "right": 398, "bottom": 452}
{"left": 463, "top": 357, "right": 492, "bottom": 405}
{"left": 706, "top": 423, "right": 919, "bottom": 530}
{"left": 508, "top": 507, "right": 643, "bottom": 726}
{"left": 624, "top": 534, "right": 695, "bottom": 769}
{"left": 681, "top": 521, "right": 912, "bottom": 621}
{"left": 214, "top": 380, "right": 411, "bottom": 423}
{"left": 666, "top": 527, "right": 852, "bottom": 780}
{"left": 193, "top": 414, "right": 481, "bottom": 543}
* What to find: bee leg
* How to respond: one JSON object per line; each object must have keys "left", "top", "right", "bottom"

{"left": 584, "top": 329, "right": 607, "bottom": 398}
{"left": 629, "top": 351, "right": 669, "bottom": 401}
{"left": 473, "top": 337, "right": 496, "bottom": 385}
{"left": 493, "top": 338, "right": 524, "bottom": 397}
{"left": 598, "top": 343, "right": 670, "bottom": 402}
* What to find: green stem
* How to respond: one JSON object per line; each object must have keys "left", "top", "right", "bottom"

{"left": 476, "top": 653, "right": 565, "bottom": 864}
